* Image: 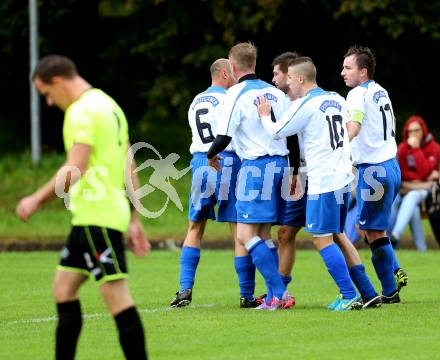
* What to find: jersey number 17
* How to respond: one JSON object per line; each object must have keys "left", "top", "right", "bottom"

{"left": 380, "top": 103, "right": 395, "bottom": 141}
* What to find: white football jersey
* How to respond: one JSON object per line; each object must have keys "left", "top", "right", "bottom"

{"left": 346, "top": 80, "right": 397, "bottom": 165}
{"left": 283, "top": 95, "right": 307, "bottom": 172}
{"left": 216, "top": 75, "right": 288, "bottom": 160}
{"left": 261, "top": 87, "right": 354, "bottom": 195}
{"left": 188, "top": 86, "right": 234, "bottom": 154}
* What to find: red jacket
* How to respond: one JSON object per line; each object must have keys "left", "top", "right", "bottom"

{"left": 398, "top": 115, "right": 440, "bottom": 181}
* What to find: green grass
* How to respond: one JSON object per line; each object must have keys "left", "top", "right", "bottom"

{"left": 0, "top": 152, "right": 438, "bottom": 247}
{"left": 0, "top": 250, "right": 439, "bottom": 359}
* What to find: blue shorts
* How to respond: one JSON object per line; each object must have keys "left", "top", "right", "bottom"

{"left": 281, "top": 183, "right": 307, "bottom": 227}
{"left": 344, "top": 195, "right": 361, "bottom": 244}
{"left": 355, "top": 158, "right": 401, "bottom": 231}
{"left": 189, "top": 151, "right": 240, "bottom": 222}
{"left": 305, "top": 186, "right": 350, "bottom": 234}
{"left": 236, "top": 155, "right": 288, "bottom": 224}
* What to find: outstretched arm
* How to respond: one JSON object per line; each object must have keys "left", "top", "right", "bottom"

{"left": 257, "top": 96, "right": 307, "bottom": 139}
{"left": 171, "top": 165, "right": 191, "bottom": 179}
{"left": 16, "top": 143, "right": 91, "bottom": 221}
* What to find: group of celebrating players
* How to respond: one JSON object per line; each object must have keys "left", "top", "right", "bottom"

{"left": 15, "top": 43, "right": 411, "bottom": 359}
{"left": 170, "top": 42, "right": 408, "bottom": 311}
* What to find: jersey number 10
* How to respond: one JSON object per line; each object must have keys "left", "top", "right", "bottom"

{"left": 326, "top": 115, "right": 344, "bottom": 150}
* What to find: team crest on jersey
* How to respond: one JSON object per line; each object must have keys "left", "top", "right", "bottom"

{"left": 253, "top": 93, "right": 278, "bottom": 106}
{"left": 319, "top": 100, "right": 341, "bottom": 113}
{"left": 373, "top": 90, "right": 387, "bottom": 103}
{"left": 194, "top": 95, "right": 220, "bottom": 108}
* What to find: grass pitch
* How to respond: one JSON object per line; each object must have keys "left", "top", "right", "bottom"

{"left": 0, "top": 250, "right": 439, "bottom": 359}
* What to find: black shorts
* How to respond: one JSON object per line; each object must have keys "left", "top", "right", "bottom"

{"left": 58, "top": 226, "right": 128, "bottom": 283}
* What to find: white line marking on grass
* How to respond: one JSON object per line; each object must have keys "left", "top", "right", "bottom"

{"left": 2, "top": 303, "right": 216, "bottom": 326}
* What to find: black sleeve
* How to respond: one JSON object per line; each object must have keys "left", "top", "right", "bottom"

{"left": 286, "top": 135, "right": 300, "bottom": 175}
{"left": 270, "top": 108, "right": 277, "bottom": 122}
{"left": 207, "top": 135, "right": 232, "bottom": 159}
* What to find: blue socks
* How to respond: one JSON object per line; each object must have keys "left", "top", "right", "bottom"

{"left": 265, "top": 239, "right": 278, "bottom": 301}
{"left": 246, "top": 237, "right": 286, "bottom": 299}
{"left": 265, "top": 239, "right": 293, "bottom": 299}
{"left": 370, "top": 237, "right": 398, "bottom": 296}
{"left": 281, "top": 275, "right": 292, "bottom": 287}
{"left": 234, "top": 255, "right": 255, "bottom": 299}
{"left": 179, "top": 246, "right": 200, "bottom": 292}
{"left": 265, "top": 239, "right": 279, "bottom": 268}
{"left": 392, "top": 248, "right": 401, "bottom": 274}
{"left": 349, "top": 264, "right": 377, "bottom": 301}
{"left": 319, "top": 243, "right": 357, "bottom": 299}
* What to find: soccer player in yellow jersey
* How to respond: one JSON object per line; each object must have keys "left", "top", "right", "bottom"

{"left": 16, "top": 55, "right": 150, "bottom": 360}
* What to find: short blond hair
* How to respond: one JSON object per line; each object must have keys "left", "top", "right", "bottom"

{"left": 288, "top": 57, "right": 316, "bottom": 82}
{"left": 228, "top": 42, "right": 257, "bottom": 72}
{"left": 210, "top": 58, "right": 231, "bottom": 80}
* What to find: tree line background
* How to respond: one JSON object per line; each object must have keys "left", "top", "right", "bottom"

{"left": 1, "top": 0, "right": 439, "bottom": 157}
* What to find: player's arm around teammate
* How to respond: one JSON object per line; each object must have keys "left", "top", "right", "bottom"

{"left": 256, "top": 57, "right": 382, "bottom": 310}
{"left": 169, "top": 59, "right": 256, "bottom": 308}
{"left": 207, "top": 43, "right": 295, "bottom": 310}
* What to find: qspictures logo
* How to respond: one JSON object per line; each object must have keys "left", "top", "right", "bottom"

{"left": 125, "top": 142, "right": 191, "bottom": 218}
{"left": 54, "top": 142, "right": 388, "bottom": 219}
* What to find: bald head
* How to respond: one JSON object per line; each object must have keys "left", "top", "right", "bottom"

{"left": 210, "top": 58, "right": 236, "bottom": 89}
{"left": 210, "top": 58, "right": 232, "bottom": 81}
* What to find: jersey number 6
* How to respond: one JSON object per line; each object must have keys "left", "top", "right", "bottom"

{"left": 196, "top": 108, "right": 215, "bottom": 144}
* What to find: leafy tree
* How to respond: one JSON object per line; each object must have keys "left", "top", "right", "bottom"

{"left": 98, "top": 0, "right": 284, "bottom": 154}
{"left": 335, "top": 0, "right": 440, "bottom": 39}
{"left": 1, "top": 0, "right": 440, "bottom": 153}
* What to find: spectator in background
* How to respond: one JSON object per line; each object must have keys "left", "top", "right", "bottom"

{"left": 389, "top": 115, "right": 440, "bottom": 251}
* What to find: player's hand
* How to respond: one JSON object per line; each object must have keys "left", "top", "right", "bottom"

{"left": 290, "top": 174, "right": 298, "bottom": 196}
{"left": 126, "top": 215, "right": 151, "bottom": 257}
{"left": 208, "top": 155, "right": 222, "bottom": 171}
{"left": 407, "top": 136, "right": 420, "bottom": 148}
{"left": 16, "top": 195, "right": 40, "bottom": 222}
{"left": 290, "top": 174, "right": 304, "bottom": 200}
{"left": 256, "top": 96, "right": 271, "bottom": 117}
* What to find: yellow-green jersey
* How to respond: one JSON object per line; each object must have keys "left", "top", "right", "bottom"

{"left": 63, "top": 88, "right": 130, "bottom": 233}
